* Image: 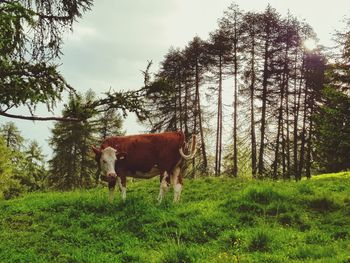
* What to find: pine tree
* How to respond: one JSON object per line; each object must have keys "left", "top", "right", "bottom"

{"left": 0, "top": 136, "right": 19, "bottom": 199}
{"left": 207, "top": 29, "right": 232, "bottom": 176}
{"left": 96, "top": 106, "right": 124, "bottom": 141}
{"left": 313, "top": 87, "right": 350, "bottom": 172}
{"left": 49, "top": 91, "right": 98, "bottom": 189}
{"left": 0, "top": 122, "right": 24, "bottom": 150}
{"left": 22, "top": 141, "right": 47, "bottom": 191}
{"left": 240, "top": 11, "right": 260, "bottom": 178}
{"left": 219, "top": 3, "right": 244, "bottom": 177}
{"left": 183, "top": 37, "right": 210, "bottom": 174}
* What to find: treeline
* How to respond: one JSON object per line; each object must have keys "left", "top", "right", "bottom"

{"left": 142, "top": 4, "right": 350, "bottom": 179}
{"left": 0, "top": 91, "right": 124, "bottom": 198}
{"left": 0, "top": 122, "right": 46, "bottom": 199}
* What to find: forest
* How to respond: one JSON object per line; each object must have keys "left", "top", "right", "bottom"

{"left": 0, "top": 1, "right": 349, "bottom": 199}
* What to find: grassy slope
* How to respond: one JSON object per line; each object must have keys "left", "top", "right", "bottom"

{"left": 0, "top": 172, "right": 350, "bottom": 263}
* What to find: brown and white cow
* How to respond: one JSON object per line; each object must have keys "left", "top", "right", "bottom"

{"left": 92, "top": 131, "right": 196, "bottom": 203}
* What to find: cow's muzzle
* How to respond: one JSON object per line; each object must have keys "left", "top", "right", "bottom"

{"left": 101, "top": 173, "right": 117, "bottom": 183}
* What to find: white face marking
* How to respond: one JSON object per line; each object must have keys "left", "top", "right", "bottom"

{"left": 100, "top": 147, "right": 117, "bottom": 176}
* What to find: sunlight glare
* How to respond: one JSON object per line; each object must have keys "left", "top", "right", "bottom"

{"left": 303, "top": 38, "right": 317, "bottom": 51}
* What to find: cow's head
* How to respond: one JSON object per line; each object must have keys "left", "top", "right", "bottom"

{"left": 92, "top": 146, "right": 126, "bottom": 182}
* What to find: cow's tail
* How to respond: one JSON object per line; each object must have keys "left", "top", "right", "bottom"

{"left": 179, "top": 134, "right": 197, "bottom": 160}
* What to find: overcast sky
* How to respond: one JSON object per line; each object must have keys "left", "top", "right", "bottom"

{"left": 2, "top": 0, "right": 349, "bottom": 156}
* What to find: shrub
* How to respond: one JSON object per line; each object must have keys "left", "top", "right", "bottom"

{"left": 297, "top": 184, "right": 314, "bottom": 195}
{"left": 243, "top": 187, "right": 284, "bottom": 205}
{"left": 305, "top": 231, "right": 330, "bottom": 244}
{"left": 220, "top": 230, "right": 243, "bottom": 251}
{"left": 289, "top": 245, "right": 336, "bottom": 260}
{"left": 236, "top": 201, "right": 264, "bottom": 215}
{"left": 162, "top": 246, "right": 199, "bottom": 263}
{"left": 266, "top": 202, "right": 289, "bottom": 216}
{"left": 248, "top": 230, "right": 271, "bottom": 252}
{"left": 308, "top": 196, "right": 338, "bottom": 212}
{"left": 278, "top": 213, "right": 293, "bottom": 226}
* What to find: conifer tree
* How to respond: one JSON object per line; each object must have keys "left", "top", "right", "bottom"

{"left": 207, "top": 28, "right": 232, "bottom": 176}
{"left": 49, "top": 91, "right": 98, "bottom": 189}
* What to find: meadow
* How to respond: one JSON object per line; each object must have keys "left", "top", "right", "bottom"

{"left": 0, "top": 172, "right": 349, "bottom": 262}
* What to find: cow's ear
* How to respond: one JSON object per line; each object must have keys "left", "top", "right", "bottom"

{"left": 116, "top": 152, "right": 127, "bottom": 160}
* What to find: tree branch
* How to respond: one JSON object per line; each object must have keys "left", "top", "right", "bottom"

{"left": 0, "top": 110, "right": 80, "bottom": 122}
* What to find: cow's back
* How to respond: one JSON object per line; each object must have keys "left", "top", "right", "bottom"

{"left": 101, "top": 131, "right": 185, "bottom": 174}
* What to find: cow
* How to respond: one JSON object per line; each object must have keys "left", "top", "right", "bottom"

{"left": 92, "top": 131, "right": 197, "bottom": 203}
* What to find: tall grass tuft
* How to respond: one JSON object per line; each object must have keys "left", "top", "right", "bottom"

{"left": 243, "top": 186, "right": 285, "bottom": 205}
{"left": 248, "top": 230, "right": 271, "bottom": 252}
{"left": 308, "top": 195, "right": 339, "bottom": 212}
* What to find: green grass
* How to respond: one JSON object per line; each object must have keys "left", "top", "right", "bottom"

{"left": 1, "top": 172, "right": 350, "bottom": 262}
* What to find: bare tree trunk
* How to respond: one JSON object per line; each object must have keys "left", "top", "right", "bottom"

{"left": 285, "top": 80, "right": 291, "bottom": 179}
{"left": 281, "top": 119, "right": 286, "bottom": 178}
{"left": 272, "top": 77, "right": 285, "bottom": 179}
{"left": 258, "top": 37, "right": 270, "bottom": 177}
{"left": 192, "top": 61, "right": 199, "bottom": 178}
{"left": 249, "top": 36, "right": 257, "bottom": 178}
{"left": 298, "top": 78, "right": 308, "bottom": 181}
{"left": 215, "top": 56, "right": 223, "bottom": 176}
{"left": 218, "top": 83, "right": 223, "bottom": 176}
{"left": 174, "top": 83, "right": 178, "bottom": 130}
{"left": 293, "top": 53, "right": 303, "bottom": 180}
{"left": 184, "top": 81, "right": 189, "bottom": 138}
{"left": 233, "top": 29, "right": 238, "bottom": 177}
{"left": 178, "top": 80, "right": 183, "bottom": 131}
{"left": 305, "top": 105, "right": 314, "bottom": 179}
{"left": 197, "top": 88, "right": 208, "bottom": 172}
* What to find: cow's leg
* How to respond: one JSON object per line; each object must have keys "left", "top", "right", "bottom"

{"left": 171, "top": 166, "right": 183, "bottom": 203}
{"left": 108, "top": 179, "right": 117, "bottom": 203}
{"left": 118, "top": 175, "right": 127, "bottom": 201}
{"left": 157, "top": 171, "right": 169, "bottom": 203}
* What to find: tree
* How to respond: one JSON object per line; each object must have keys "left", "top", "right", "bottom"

{"left": 313, "top": 87, "right": 350, "bottom": 172}
{"left": 240, "top": 11, "right": 260, "bottom": 178}
{"left": 256, "top": 5, "right": 281, "bottom": 177}
{"left": 49, "top": 91, "right": 98, "bottom": 189}
{"left": 97, "top": 106, "right": 124, "bottom": 141}
{"left": 0, "top": 1, "right": 149, "bottom": 123}
{"left": 313, "top": 19, "right": 350, "bottom": 173}
{"left": 21, "top": 140, "right": 47, "bottom": 191}
{"left": 207, "top": 29, "right": 232, "bottom": 176}
{"left": 0, "top": 122, "right": 24, "bottom": 150}
{"left": 183, "top": 37, "right": 210, "bottom": 174}
{"left": 0, "top": 122, "right": 47, "bottom": 198}
{"left": 0, "top": 136, "right": 19, "bottom": 199}
{"left": 219, "top": 3, "right": 244, "bottom": 177}
{"left": 0, "top": 0, "right": 92, "bottom": 121}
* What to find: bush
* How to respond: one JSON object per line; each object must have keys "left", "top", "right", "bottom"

{"left": 308, "top": 196, "right": 339, "bottom": 212}
{"left": 243, "top": 187, "right": 285, "bottom": 205}
{"left": 162, "top": 246, "right": 199, "bottom": 263}
{"left": 305, "top": 231, "right": 330, "bottom": 244}
{"left": 298, "top": 183, "right": 314, "bottom": 195}
{"left": 248, "top": 230, "right": 271, "bottom": 252}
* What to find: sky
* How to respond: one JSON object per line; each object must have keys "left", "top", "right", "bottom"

{"left": 2, "top": 0, "right": 349, "bottom": 156}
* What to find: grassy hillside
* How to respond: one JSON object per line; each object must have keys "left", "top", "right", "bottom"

{"left": 1, "top": 172, "right": 350, "bottom": 262}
